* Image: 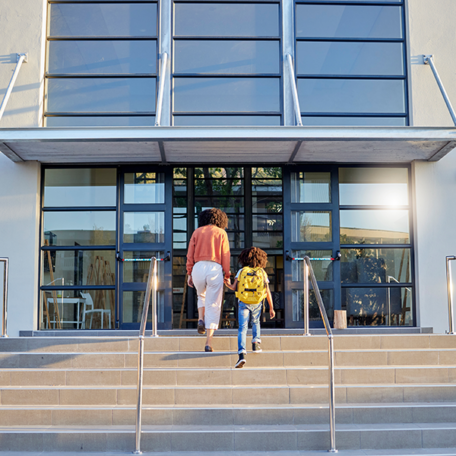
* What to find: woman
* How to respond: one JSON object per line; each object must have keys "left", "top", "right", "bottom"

{"left": 186, "top": 208, "right": 231, "bottom": 352}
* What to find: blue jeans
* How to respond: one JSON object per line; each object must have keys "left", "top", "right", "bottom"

{"left": 238, "top": 301, "right": 262, "bottom": 354}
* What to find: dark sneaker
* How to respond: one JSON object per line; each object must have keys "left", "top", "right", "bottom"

{"left": 252, "top": 342, "right": 262, "bottom": 353}
{"left": 235, "top": 353, "right": 246, "bottom": 368}
{"left": 197, "top": 320, "right": 206, "bottom": 334}
{"left": 204, "top": 345, "right": 213, "bottom": 352}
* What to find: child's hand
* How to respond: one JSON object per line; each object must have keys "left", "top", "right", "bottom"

{"left": 269, "top": 309, "right": 276, "bottom": 319}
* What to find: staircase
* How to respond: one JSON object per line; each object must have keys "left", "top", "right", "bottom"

{"left": 0, "top": 333, "right": 456, "bottom": 453}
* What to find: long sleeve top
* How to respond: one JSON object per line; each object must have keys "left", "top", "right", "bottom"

{"left": 186, "top": 225, "right": 231, "bottom": 279}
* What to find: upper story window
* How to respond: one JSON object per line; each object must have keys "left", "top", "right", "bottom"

{"left": 45, "top": 1, "right": 159, "bottom": 127}
{"left": 295, "top": 0, "right": 408, "bottom": 126}
{"left": 172, "top": 1, "right": 283, "bottom": 126}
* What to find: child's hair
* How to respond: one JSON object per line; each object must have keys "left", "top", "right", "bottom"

{"left": 198, "top": 208, "right": 228, "bottom": 229}
{"left": 238, "top": 247, "right": 268, "bottom": 269}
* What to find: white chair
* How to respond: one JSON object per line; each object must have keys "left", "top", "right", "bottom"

{"left": 80, "top": 292, "right": 111, "bottom": 329}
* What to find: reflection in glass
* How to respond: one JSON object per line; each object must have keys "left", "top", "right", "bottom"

{"left": 340, "top": 210, "right": 409, "bottom": 245}
{"left": 301, "top": 117, "right": 407, "bottom": 127}
{"left": 228, "top": 214, "right": 245, "bottom": 231}
{"left": 123, "top": 290, "right": 164, "bottom": 323}
{"left": 252, "top": 232, "right": 283, "bottom": 249}
{"left": 124, "top": 173, "right": 165, "bottom": 204}
{"left": 339, "top": 168, "right": 408, "bottom": 206}
{"left": 252, "top": 196, "right": 282, "bottom": 214}
{"left": 252, "top": 167, "right": 282, "bottom": 179}
{"left": 46, "top": 116, "right": 155, "bottom": 127}
{"left": 253, "top": 215, "right": 282, "bottom": 231}
{"left": 341, "top": 248, "right": 411, "bottom": 284}
{"left": 227, "top": 232, "right": 245, "bottom": 249}
{"left": 195, "top": 168, "right": 243, "bottom": 179}
{"left": 292, "top": 289, "right": 333, "bottom": 322}
{"left": 291, "top": 172, "right": 331, "bottom": 203}
{"left": 123, "top": 212, "right": 165, "bottom": 243}
{"left": 292, "top": 251, "right": 333, "bottom": 282}
{"left": 194, "top": 179, "right": 243, "bottom": 196}
{"left": 195, "top": 197, "right": 244, "bottom": 214}
{"left": 173, "top": 115, "right": 281, "bottom": 126}
{"left": 342, "top": 287, "right": 412, "bottom": 326}
{"left": 123, "top": 251, "right": 165, "bottom": 283}
{"left": 291, "top": 211, "right": 332, "bottom": 242}
{"left": 44, "top": 168, "right": 116, "bottom": 207}
{"left": 43, "top": 212, "right": 116, "bottom": 246}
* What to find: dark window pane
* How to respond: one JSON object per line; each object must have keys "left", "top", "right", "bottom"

{"left": 252, "top": 167, "right": 282, "bottom": 179}
{"left": 195, "top": 168, "right": 243, "bottom": 179}
{"left": 123, "top": 212, "right": 165, "bottom": 243}
{"left": 339, "top": 168, "right": 408, "bottom": 206}
{"left": 252, "top": 232, "right": 283, "bottom": 249}
{"left": 173, "top": 210, "right": 187, "bottom": 250}
{"left": 195, "top": 179, "right": 243, "bottom": 196}
{"left": 297, "top": 42, "right": 404, "bottom": 76}
{"left": 300, "top": 117, "right": 407, "bottom": 127}
{"left": 292, "top": 250, "right": 333, "bottom": 282}
{"left": 174, "top": 3, "right": 279, "bottom": 37}
{"left": 298, "top": 79, "right": 406, "bottom": 114}
{"left": 228, "top": 232, "right": 245, "bottom": 249}
{"left": 46, "top": 116, "right": 155, "bottom": 127}
{"left": 296, "top": 5, "right": 402, "bottom": 39}
{"left": 173, "top": 196, "right": 187, "bottom": 207}
{"left": 43, "top": 212, "right": 116, "bottom": 246}
{"left": 123, "top": 251, "right": 165, "bottom": 283}
{"left": 341, "top": 248, "right": 411, "bottom": 284}
{"left": 124, "top": 173, "right": 165, "bottom": 204}
{"left": 293, "top": 289, "right": 333, "bottom": 322}
{"left": 228, "top": 214, "right": 244, "bottom": 231}
{"left": 174, "top": 78, "right": 280, "bottom": 113}
{"left": 340, "top": 210, "right": 410, "bottom": 245}
{"left": 48, "top": 41, "right": 157, "bottom": 74}
{"left": 50, "top": 4, "right": 157, "bottom": 37}
{"left": 252, "top": 180, "right": 283, "bottom": 195}
{"left": 342, "top": 287, "right": 413, "bottom": 326}
{"left": 173, "top": 116, "right": 281, "bottom": 126}
{"left": 253, "top": 215, "right": 283, "bottom": 231}
{"left": 252, "top": 196, "right": 283, "bottom": 214}
{"left": 174, "top": 40, "right": 280, "bottom": 74}
{"left": 46, "top": 78, "right": 156, "bottom": 113}
{"left": 44, "top": 168, "right": 116, "bottom": 207}
{"left": 123, "top": 290, "right": 165, "bottom": 323}
{"left": 195, "top": 197, "right": 244, "bottom": 214}
{"left": 291, "top": 211, "right": 332, "bottom": 242}
{"left": 291, "top": 172, "right": 331, "bottom": 203}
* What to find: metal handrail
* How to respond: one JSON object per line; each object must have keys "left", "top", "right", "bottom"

{"left": 0, "top": 54, "right": 28, "bottom": 122}
{"left": 302, "top": 256, "right": 337, "bottom": 453}
{"left": 285, "top": 54, "right": 303, "bottom": 126}
{"left": 154, "top": 52, "right": 168, "bottom": 127}
{"left": 446, "top": 256, "right": 456, "bottom": 335}
{"left": 1, "top": 258, "right": 9, "bottom": 338}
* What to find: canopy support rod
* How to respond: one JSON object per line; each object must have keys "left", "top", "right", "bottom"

{"left": 155, "top": 52, "right": 169, "bottom": 127}
{"left": 424, "top": 55, "right": 456, "bottom": 126}
{"left": 0, "top": 54, "right": 28, "bottom": 122}
{"left": 286, "top": 54, "right": 303, "bottom": 127}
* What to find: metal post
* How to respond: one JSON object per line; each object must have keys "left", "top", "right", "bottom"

{"left": 1, "top": 258, "right": 9, "bottom": 338}
{"left": 446, "top": 256, "right": 456, "bottom": 335}
{"left": 151, "top": 258, "right": 159, "bottom": 338}
{"left": 0, "top": 54, "right": 28, "bottom": 122}
{"left": 424, "top": 55, "right": 456, "bottom": 126}
{"left": 303, "top": 261, "right": 310, "bottom": 336}
{"left": 328, "top": 335, "right": 337, "bottom": 453}
{"left": 285, "top": 54, "right": 303, "bottom": 126}
{"left": 155, "top": 52, "right": 168, "bottom": 127}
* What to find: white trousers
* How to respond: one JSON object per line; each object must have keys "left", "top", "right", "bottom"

{"left": 191, "top": 261, "right": 224, "bottom": 330}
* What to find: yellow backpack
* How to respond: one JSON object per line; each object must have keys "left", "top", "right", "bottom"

{"left": 235, "top": 267, "right": 267, "bottom": 305}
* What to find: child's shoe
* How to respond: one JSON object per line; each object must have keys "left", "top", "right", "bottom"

{"left": 252, "top": 342, "right": 262, "bottom": 353}
{"left": 235, "top": 353, "right": 246, "bottom": 368}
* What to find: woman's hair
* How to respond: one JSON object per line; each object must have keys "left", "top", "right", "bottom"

{"left": 238, "top": 247, "right": 268, "bottom": 269}
{"left": 198, "top": 208, "right": 228, "bottom": 229}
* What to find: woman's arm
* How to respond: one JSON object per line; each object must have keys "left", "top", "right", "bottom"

{"left": 221, "top": 231, "right": 231, "bottom": 279}
{"left": 225, "top": 278, "right": 238, "bottom": 291}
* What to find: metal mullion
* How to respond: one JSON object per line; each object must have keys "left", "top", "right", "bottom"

{"left": 172, "top": 111, "right": 281, "bottom": 116}
{"left": 299, "top": 113, "right": 407, "bottom": 118}
{"left": 297, "top": 75, "right": 405, "bottom": 80}
{"left": 295, "top": 1, "right": 403, "bottom": 5}
{"left": 48, "top": 36, "right": 158, "bottom": 41}
{"left": 41, "top": 285, "right": 115, "bottom": 291}
{"left": 340, "top": 244, "right": 412, "bottom": 249}
{"left": 41, "top": 246, "right": 116, "bottom": 251}
{"left": 44, "top": 112, "right": 155, "bottom": 117}
{"left": 173, "top": 36, "right": 280, "bottom": 41}
{"left": 291, "top": 242, "right": 335, "bottom": 250}
{"left": 46, "top": 74, "right": 156, "bottom": 78}
{"left": 295, "top": 37, "right": 404, "bottom": 43}
{"left": 340, "top": 283, "right": 413, "bottom": 288}
{"left": 173, "top": 73, "right": 280, "bottom": 78}
{"left": 42, "top": 206, "right": 116, "bottom": 211}
{"left": 340, "top": 205, "right": 409, "bottom": 210}
{"left": 49, "top": 1, "right": 157, "bottom": 3}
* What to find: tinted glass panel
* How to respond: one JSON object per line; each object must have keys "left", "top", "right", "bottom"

{"left": 292, "top": 250, "right": 333, "bottom": 282}
{"left": 296, "top": 5, "right": 402, "bottom": 39}
{"left": 340, "top": 210, "right": 410, "bottom": 245}
{"left": 297, "top": 42, "right": 404, "bottom": 76}
{"left": 341, "top": 248, "right": 411, "bottom": 284}
{"left": 48, "top": 41, "right": 157, "bottom": 74}
{"left": 43, "top": 212, "right": 116, "bottom": 246}
{"left": 174, "top": 116, "right": 281, "bottom": 126}
{"left": 252, "top": 232, "right": 283, "bottom": 249}
{"left": 123, "top": 212, "right": 165, "bottom": 243}
{"left": 339, "top": 168, "right": 409, "bottom": 206}
{"left": 342, "top": 287, "right": 413, "bottom": 326}
{"left": 252, "top": 196, "right": 282, "bottom": 214}
{"left": 228, "top": 232, "right": 245, "bottom": 249}
{"left": 253, "top": 215, "right": 282, "bottom": 231}
{"left": 174, "top": 3, "right": 279, "bottom": 37}
{"left": 123, "top": 251, "right": 165, "bottom": 283}
{"left": 174, "top": 78, "right": 280, "bottom": 112}
{"left": 301, "top": 117, "right": 407, "bottom": 126}
{"left": 195, "top": 179, "right": 243, "bottom": 196}
{"left": 195, "top": 168, "right": 243, "bottom": 179}
{"left": 50, "top": 4, "right": 157, "bottom": 37}
{"left": 293, "top": 289, "right": 333, "bottom": 321}
{"left": 298, "top": 79, "right": 406, "bottom": 114}
{"left": 44, "top": 168, "right": 116, "bottom": 207}
{"left": 123, "top": 290, "right": 164, "bottom": 323}
{"left": 291, "top": 211, "right": 332, "bottom": 242}
{"left": 46, "top": 116, "right": 155, "bottom": 127}
{"left": 291, "top": 172, "right": 331, "bottom": 203}
{"left": 174, "top": 41, "right": 280, "bottom": 74}
{"left": 124, "top": 173, "right": 165, "bottom": 204}
{"left": 195, "top": 197, "right": 244, "bottom": 214}
{"left": 252, "top": 167, "right": 282, "bottom": 179}
{"left": 46, "top": 78, "right": 156, "bottom": 112}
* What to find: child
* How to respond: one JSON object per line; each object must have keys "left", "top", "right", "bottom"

{"left": 225, "top": 247, "right": 275, "bottom": 368}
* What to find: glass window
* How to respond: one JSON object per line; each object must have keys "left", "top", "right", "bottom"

{"left": 298, "top": 79, "right": 406, "bottom": 114}
{"left": 293, "top": 289, "right": 333, "bottom": 322}
{"left": 123, "top": 212, "right": 165, "bottom": 243}
{"left": 252, "top": 232, "right": 283, "bottom": 250}
{"left": 195, "top": 168, "right": 243, "bottom": 179}
{"left": 123, "top": 290, "right": 164, "bottom": 323}
{"left": 252, "top": 196, "right": 282, "bottom": 214}
{"left": 291, "top": 172, "right": 331, "bottom": 203}
{"left": 49, "top": 3, "right": 157, "bottom": 37}
{"left": 48, "top": 41, "right": 157, "bottom": 74}
{"left": 195, "top": 197, "right": 244, "bottom": 214}
{"left": 43, "top": 211, "right": 116, "bottom": 246}
{"left": 297, "top": 42, "right": 404, "bottom": 76}
{"left": 228, "top": 232, "right": 245, "bottom": 249}
{"left": 195, "top": 179, "right": 243, "bottom": 196}
{"left": 44, "top": 168, "right": 116, "bottom": 207}
{"left": 300, "top": 117, "right": 407, "bottom": 127}
{"left": 340, "top": 210, "right": 410, "bottom": 245}
{"left": 341, "top": 248, "right": 411, "bottom": 284}
{"left": 173, "top": 116, "right": 281, "bottom": 126}
{"left": 295, "top": 5, "right": 403, "bottom": 39}
{"left": 174, "top": 40, "right": 280, "bottom": 74}
{"left": 123, "top": 251, "right": 165, "bottom": 283}
{"left": 292, "top": 250, "right": 333, "bottom": 282}
{"left": 46, "top": 78, "right": 156, "bottom": 113}
{"left": 173, "top": 78, "right": 280, "bottom": 113}
{"left": 339, "top": 168, "right": 409, "bottom": 206}
{"left": 291, "top": 211, "right": 332, "bottom": 243}
{"left": 46, "top": 116, "right": 155, "bottom": 127}
{"left": 253, "top": 215, "right": 282, "bottom": 231}
{"left": 124, "top": 173, "right": 165, "bottom": 204}
{"left": 174, "top": 3, "right": 279, "bottom": 37}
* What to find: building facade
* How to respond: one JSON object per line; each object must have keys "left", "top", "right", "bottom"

{"left": 1, "top": 0, "right": 456, "bottom": 336}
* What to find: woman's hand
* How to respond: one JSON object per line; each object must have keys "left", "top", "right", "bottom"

{"left": 187, "top": 275, "right": 194, "bottom": 288}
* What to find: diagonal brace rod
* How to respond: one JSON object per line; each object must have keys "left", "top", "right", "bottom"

{"left": 0, "top": 54, "right": 28, "bottom": 122}
{"left": 286, "top": 54, "right": 303, "bottom": 126}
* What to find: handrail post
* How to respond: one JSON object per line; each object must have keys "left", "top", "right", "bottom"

{"left": 446, "top": 256, "right": 456, "bottom": 335}
{"left": 285, "top": 54, "right": 303, "bottom": 126}
{"left": 0, "top": 54, "right": 28, "bottom": 122}
{"left": 303, "top": 260, "right": 311, "bottom": 336}
{"left": 151, "top": 257, "right": 159, "bottom": 338}
{"left": 424, "top": 55, "right": 456, "bottom": 126}
{"left": 154, "top": 52, "right": 168, "bottom": 127}
{"left": 1, "top": 258, "right": 9, "bottom": 338}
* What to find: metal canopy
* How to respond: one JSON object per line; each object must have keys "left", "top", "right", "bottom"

{"left": 0, "top": 126, "right": 455, "bottom": 164}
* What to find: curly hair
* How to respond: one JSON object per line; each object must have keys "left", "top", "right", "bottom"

{"left": 198, "top": 208, "right": 228, "bottom": 230}
{"left": 238, "top": 247, "right": 268, "bottom": 269}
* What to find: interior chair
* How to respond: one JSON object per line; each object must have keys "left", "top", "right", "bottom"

{"left": 80, "top": 292, "right": 111, "bottom": 329}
